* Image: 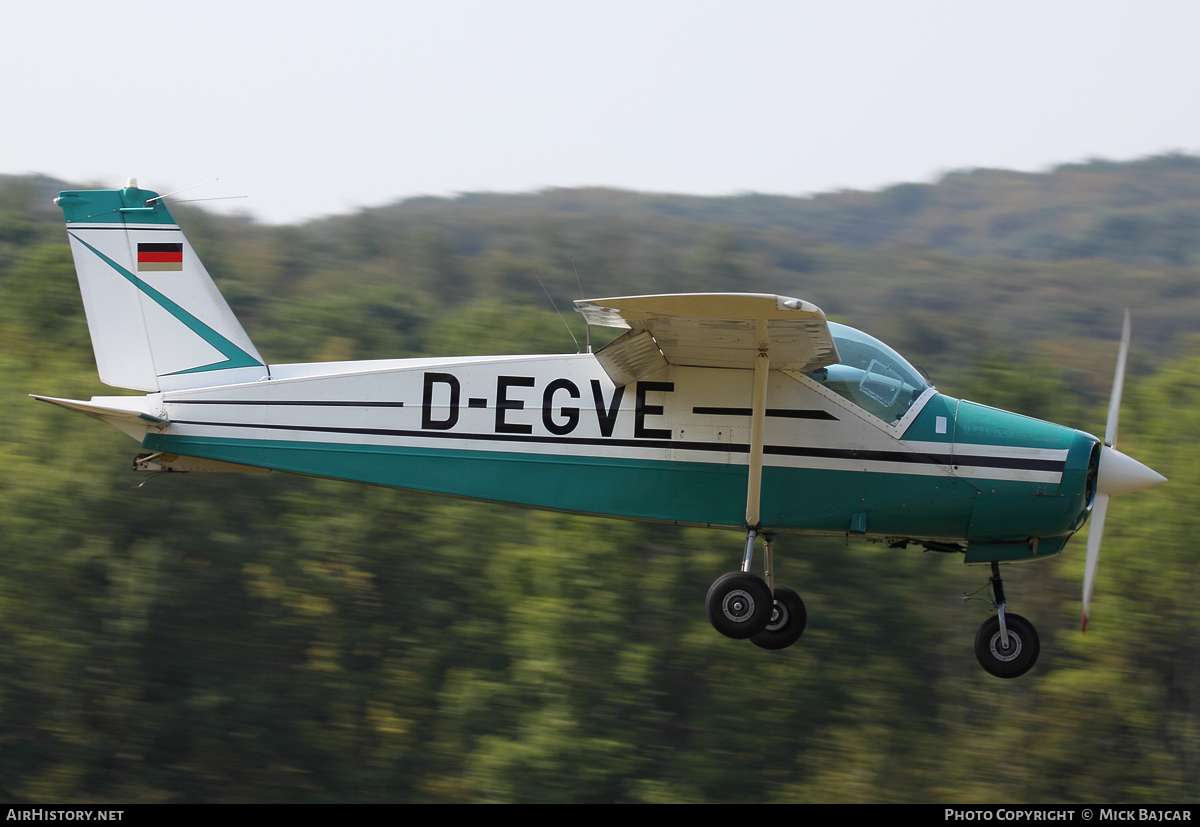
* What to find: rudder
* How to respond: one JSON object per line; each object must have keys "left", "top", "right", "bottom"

{"left": 56, "top": 181, "right": 268, "bottom": 392}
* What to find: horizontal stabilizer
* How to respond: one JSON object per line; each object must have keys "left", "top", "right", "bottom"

{"left": 30, "top": 394, "right": 169, "bottom": 443}
{"left": 29, "top": 394, "right": 169, "bottom": 424}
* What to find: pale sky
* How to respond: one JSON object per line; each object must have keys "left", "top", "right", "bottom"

{"left": 5, "top": 1, "right": 1199, "bottom": 224}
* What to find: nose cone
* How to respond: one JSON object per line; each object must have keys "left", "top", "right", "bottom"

{"left": 1097, "top": 445, "right": 1167, "bottom": 497}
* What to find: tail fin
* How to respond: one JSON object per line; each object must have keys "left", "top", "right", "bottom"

{"left": 56, "top": 182, "right": 268, "bottom": 392}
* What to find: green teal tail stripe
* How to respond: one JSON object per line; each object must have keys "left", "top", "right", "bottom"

{"left": 70, "top": 234, "right": 263, "bottom": 374}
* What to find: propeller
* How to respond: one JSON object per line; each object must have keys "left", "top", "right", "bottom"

{"left": 1081, "top": 310, "right": 1167, "bottom": 631}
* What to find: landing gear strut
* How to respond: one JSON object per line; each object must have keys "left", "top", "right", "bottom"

{"left": 973, "top": 562, "right": 1040, "bottom": 679}
{"left": 706, "top": 532, "right": 807, "bottom": 649}
{"left": 704, "top": 347, "right": 806, "bottom": 650}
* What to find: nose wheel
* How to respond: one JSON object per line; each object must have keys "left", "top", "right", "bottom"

{"left": 974, "top": 613, "right": 1039, "bottom": 678}
{"left": 706, "top": 532, "right": 807, "bottom": 650}
{"left": 971, "top": 562, "right": 1040, "bottom": 678}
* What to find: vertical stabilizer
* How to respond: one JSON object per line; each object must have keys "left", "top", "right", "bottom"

{"left": 56, "top": 184, "right": 268, "bottom": 392}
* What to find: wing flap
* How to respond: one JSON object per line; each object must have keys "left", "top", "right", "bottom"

{"left": 594, "top": 330, "right": 669, "bottom": 387}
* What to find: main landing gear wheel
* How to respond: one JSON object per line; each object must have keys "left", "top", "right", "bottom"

{"left": 750, "top": 586, "right": 807, "bottom": 651}
{"left": 706, "top": 572, "right": 774, "bottom": 639}
{"left": 974, "top": 613, "right": 1040, "bottom": 679}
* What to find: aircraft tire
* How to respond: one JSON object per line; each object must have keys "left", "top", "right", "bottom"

{"left": 750, "top": 586, "right": 807, "bottom": 650}
{"left": 706, "top": 571, "right": 774, "bottom": 639}
{"left": 974, "top": 613, "right": 1040, "bottom": 679}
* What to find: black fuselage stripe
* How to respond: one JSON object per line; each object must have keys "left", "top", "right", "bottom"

{"left": 766, "top": 445, "right": 1062, "bottom": 471}
{"left": 174, "top": 401, "right": 829, "bottom": 419}
{"left": 173, "top": 419, "right": 743, "bottom": 452}
{"left": 170, "top": 399, "right": 405, "bottom": 407}
{"left": 692, "top": 407, "right": 838, "bottom": 420}
{"left": 167, "top": 419, "right": 1065, "bottom": 471}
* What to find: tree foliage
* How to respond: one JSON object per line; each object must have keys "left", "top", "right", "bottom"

{"left": 0, "top": 162, "right": 1195, "bottom": 802}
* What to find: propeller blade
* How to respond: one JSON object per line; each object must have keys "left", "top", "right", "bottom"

{"left": 1081, "top": 491, "right": 1110, "bottom": 633}
{"left": 1083, "top": 310, "right": 1128, "bottom": 633}
{"left": 1104, "top": 310, "right": 1131, "bottom": 448}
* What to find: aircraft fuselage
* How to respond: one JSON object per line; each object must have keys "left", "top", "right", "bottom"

{"left": 109, "top": 352, "right": 1098, "bottom": 562}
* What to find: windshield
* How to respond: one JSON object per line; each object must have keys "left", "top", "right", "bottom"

{"left": 807, "top": 322, "right": 931, "bottom": 422}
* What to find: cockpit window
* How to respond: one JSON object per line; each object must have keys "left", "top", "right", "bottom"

{"left": 807, "top": 322, "right": 931, "bottom": 422}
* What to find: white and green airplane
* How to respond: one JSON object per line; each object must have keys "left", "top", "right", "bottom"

{"left": 34, "top": 181, "right": 1166, "bottom": 678}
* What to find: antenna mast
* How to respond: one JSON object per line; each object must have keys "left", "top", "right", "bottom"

{"left": 528, "top": 263, "right": 580, "bottom": 354}
{"left": 573, "top": 258, "right": 591, "bottom": 354}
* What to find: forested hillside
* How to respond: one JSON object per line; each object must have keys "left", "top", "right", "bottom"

{"left": 0, "top": 159, "right": 1196, "bottom": 803}
{"left": 404, "top": 153, "right": 1200, "bottom": 266}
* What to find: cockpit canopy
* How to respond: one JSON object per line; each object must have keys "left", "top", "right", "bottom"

{"left": 808, "top": 322, "right": 931, "bottom": 422}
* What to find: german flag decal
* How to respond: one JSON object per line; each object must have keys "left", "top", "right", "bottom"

{"left": 137, "top": 242, "right": 183, "bottom": 272}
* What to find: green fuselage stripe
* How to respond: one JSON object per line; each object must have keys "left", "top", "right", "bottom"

{"left": 143, "top": 432, "right": 995, "bottom": 537}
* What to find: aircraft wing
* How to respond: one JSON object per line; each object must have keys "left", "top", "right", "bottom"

{"left": 575, "top": 293, "right": 840, "bottom": 386}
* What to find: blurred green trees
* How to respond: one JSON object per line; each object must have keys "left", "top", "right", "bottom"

{"left": 0, "top": 162, "right": 1195, "bottom": 803}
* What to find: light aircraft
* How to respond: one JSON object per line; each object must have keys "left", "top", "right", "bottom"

{"left": 34, "top": 181, "right": 1167, "bottom": 679}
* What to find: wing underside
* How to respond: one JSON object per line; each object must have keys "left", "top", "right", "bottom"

{"left": 575, "top": 293, "right": 840, "bottom": 386}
